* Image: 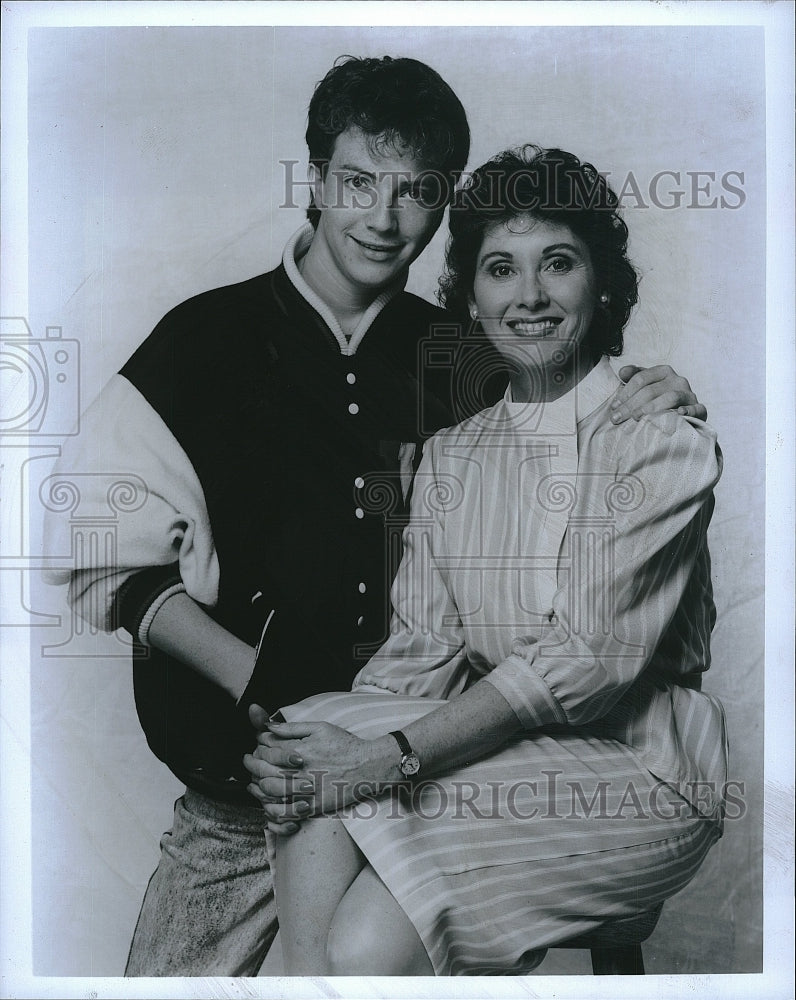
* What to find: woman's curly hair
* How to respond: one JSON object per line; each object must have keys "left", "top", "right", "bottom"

{"left": 438, "top": 146, "right": 639, "bottom": 357}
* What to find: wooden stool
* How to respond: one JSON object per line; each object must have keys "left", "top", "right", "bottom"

{"left": 554, "top": 904, "right": 663, "bottom": 975}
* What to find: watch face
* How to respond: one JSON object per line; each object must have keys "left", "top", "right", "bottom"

{"left": 401, "top": 753, "right": 421, "bottom": 777}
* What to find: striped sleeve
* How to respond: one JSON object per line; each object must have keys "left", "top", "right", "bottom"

{"left": 485, "top": 412, "right": 722, "bottom": 729}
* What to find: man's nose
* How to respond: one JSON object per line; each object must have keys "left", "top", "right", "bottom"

{"left": 367, "top": 185, "right": 399, "bottom": 232}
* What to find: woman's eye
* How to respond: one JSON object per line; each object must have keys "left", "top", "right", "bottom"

{"left": 489, "top": 263, "right": 514, "bottom": 279}
{"left": 546, "top": 256, "right": 573, "bottom": 272}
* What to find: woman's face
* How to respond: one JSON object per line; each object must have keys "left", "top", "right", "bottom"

{"left": 471, "top": 215, "right": 600, "bottom": 395}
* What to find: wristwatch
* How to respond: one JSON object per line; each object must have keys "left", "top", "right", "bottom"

{"left": 389, "top": 730, "right": 421, "bottom": 777}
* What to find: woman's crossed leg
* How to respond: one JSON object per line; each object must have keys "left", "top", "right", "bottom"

{"left": 274, "top": 815, "right": 433, "bottom": 976}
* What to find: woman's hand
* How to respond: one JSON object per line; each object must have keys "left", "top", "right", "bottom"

{"left": 611, "top": 365, "right": 707, "bottom": 424}
{"left": 245, "top": 705, "right": 312, "bottom": 836}
{"left": 244, "top": 715, "right": 396, "bottom": 834}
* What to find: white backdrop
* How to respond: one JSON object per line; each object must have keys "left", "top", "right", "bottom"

{"left": 3, "top": 7, "right": 787, "bottom": 994}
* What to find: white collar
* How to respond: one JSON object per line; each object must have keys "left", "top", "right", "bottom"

{"left": 282, "top": 223, "right": 406, "bottom": 357}
{"left": 502, "top": 356, "right": 620, "bottom": 432}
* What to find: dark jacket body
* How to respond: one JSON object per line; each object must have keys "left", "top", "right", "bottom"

{"left": 116, "top": 264, "right": 502, "bottom": 796}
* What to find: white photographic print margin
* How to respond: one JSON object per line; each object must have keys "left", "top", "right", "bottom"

{"left": 1, "top": 2, "right": 793, "bottom": 998}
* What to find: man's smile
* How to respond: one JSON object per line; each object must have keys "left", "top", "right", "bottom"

{"left": 350, "top": 235, "right": 405, "bottom": 256}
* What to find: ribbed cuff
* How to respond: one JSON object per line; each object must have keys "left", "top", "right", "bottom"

{"left": 137, "top": 581, "right": 187, "bottom": 644}
{"left": 112, "top": 563, "right": 183, "bottom": 641}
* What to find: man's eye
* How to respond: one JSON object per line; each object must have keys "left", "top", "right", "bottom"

{"left": 401, "top": 179, "right": 442, "bottom": 208}
{"left": 347, "top": 175, "right": 369, "bottom": 189}
{"left": 399, "top": 184, "right": 424, "bottom": 205}
{"left": 407, "top": 183, "right": 432, "bottom": 203}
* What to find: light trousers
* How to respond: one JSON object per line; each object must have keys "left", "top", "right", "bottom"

{"left": 125, "top": 788, "right": 276, "bottom": 976}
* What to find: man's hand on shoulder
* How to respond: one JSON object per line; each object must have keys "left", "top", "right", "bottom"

{"left": 611, "top": 365, "right": 707, "bottom": 424}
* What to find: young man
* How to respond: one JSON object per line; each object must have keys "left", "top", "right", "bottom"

{"left": 44, "top": 56, "right": 705, "bottom": 976}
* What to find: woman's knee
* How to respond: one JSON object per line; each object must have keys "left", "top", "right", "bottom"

{"left": 326, "top": 913, "right": 388, "bottom": 975}
{"left": 326, "top": 914, "right": 423, "bottom": 976}
{"left": 325, "top": 866, "right": 432, "bottom": 976}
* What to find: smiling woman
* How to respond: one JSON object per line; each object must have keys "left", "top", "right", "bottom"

{"left": 448, "top": 145, "right": 637, "bottom": 403}
{"left": 471, "top": 218, "right": 599, "bottom": 400}
{"left": 245, "top": 146, "right": 729, "bottom": 976}
{"left": 440, "top": 146, "right": 639, "bottom": 359}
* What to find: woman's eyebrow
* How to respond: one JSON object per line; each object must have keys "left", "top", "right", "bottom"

{"left": 542, "top": 242, "right": 582, "bottom": 255}
{"left": 478, "top": 250, "right": 514, "bottom": 265}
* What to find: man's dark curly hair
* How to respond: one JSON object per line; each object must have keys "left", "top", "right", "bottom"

{"left": 305, "top": 56, "right": 470, "bottom": 227}
{"left": 438, "top": 146, "right": 639, "bottom": 358}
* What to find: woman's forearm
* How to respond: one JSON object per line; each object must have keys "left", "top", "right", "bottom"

{"left": 248, "top": 679, "right": 527, "bottom": 819}
{"left": 368, "top": 679, "right": 525, "bottom": 782}
{"left": 147, "top": 591, "right": 255, "bottom": 701}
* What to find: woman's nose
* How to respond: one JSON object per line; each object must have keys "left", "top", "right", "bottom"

{"left": 515, "top": 271, "right": 549, "bottom": 310}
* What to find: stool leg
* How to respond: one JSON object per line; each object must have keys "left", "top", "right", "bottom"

{"left": 590, "top": 945, "right": 645, "bottom": 975}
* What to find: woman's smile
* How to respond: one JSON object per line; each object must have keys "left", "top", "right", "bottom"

{"left": 504, "top": 316, "right": 563, "bottom": 337}
{"left": 472, "top": 217, "right": 599, "bottom": 399}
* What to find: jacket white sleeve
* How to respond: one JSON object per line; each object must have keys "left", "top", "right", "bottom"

{"left": 41, "top": 374, "right": 219, "bottom": 632}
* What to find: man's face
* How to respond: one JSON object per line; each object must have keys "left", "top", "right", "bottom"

{"left": 310, "top": 126, "right": 446, "bottom": 299}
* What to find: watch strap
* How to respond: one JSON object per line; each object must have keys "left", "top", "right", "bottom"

{"left": 389, "top": 730, "right": 413, "bottom": 757}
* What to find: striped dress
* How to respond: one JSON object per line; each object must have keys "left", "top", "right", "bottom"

{"left": 282, "top": 357, "right": 728, "bottom": 975}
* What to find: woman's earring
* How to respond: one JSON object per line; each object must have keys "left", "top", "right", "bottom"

{"left": 470, "top": 307, "right": 479, "bottom": 320}
{"left": 599, "top": 293, "right": 610, "bottom": 305}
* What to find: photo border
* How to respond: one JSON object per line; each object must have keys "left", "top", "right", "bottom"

{"left": 1, "top": 2, "right": 793, "bottom": 998}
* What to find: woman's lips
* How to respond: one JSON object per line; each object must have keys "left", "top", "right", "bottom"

{"left": 505, "top": 317, "right": 563, "bottom": 337}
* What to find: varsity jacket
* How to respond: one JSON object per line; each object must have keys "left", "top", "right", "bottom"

{"left": 43, "top": 225, "right": 504, "bottom": 800}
